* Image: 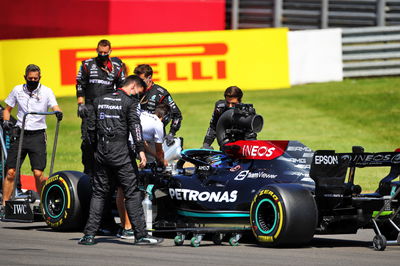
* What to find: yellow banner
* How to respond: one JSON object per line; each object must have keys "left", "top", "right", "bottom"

{"left": 0, "top": 28, "right": 289, "bottom": 99}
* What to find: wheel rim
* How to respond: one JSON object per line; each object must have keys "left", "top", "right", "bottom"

{"left": 44, "top": 184, "right": 66, "bottom": 219}
{"left": 191, "top": 237, "right": 200, "bottom": 247}
{"left": 174, "top": 236, "right": 184, "bottom": 246}
{"left": 255, "top": 198, "right": 278, "bottom": 234}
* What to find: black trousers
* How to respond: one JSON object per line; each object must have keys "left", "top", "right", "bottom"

{"left": 80, "top": 115, "right": 96, "bottom": 176}
{"left": 84, "top": 161, "right": 147, "bottom": 238}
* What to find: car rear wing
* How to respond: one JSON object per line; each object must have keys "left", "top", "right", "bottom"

{"left": 310, "top": 147, "right": 400, "bottom": 198}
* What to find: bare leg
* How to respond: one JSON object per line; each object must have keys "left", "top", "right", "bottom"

{"left": 33, "top": 169, "right": 46, "bottom": 193}
{"left": 2, "top": 168, "right": 16, "bottom": 205}
{"left": 116, "top": 187, "right": 132, "bottom": 229}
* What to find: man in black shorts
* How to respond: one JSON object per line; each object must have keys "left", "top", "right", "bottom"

{"left": 1, "top": 64, "right": 62, "bottom": 212}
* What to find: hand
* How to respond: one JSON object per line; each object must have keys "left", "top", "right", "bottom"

{"left": 77, "top": 103, "right": 89, "bottom": 118}
{"left": 165, "top": 133, "right": 175, "bottom": 146}
{"left": 55, "top": 111, "right": 63, "bottom": 121}
{"left": 88, "top": 130, "right": 96, "bottom": 145}
{"left": 2, "top": 120, "right": 13, "bottom": 131}
{"left": 138, "top": 151, "right": 147, "bottom": 169}
{"left": 201, "top": 143, "right": 214, "bottom": 150}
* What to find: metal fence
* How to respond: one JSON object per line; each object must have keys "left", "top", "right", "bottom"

{"left": 342, "top": 26, "right": 400, "bottom": 77}
{"left": 227, "top": 0, "right": 400, "bottom": 30}
{"left": 226, "top": 1, "right": 400, "bottom": 78}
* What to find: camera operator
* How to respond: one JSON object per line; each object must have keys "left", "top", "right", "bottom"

{"left": 202, "top": 86, "right": 243, "bottom": 149}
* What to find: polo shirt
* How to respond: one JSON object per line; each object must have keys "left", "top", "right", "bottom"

{"left": 5, "top": 83, "right": 58, "bottom": 130}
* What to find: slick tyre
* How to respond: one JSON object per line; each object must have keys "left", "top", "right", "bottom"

{"left": 250, "top": 184, "right": 317, "bottom": 247}
{"left": 41, "top": 171, "right": 91, "bottom": 231}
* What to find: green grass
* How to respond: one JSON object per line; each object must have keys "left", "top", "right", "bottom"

{"left": 3, "top": 76, "right": 400, "bottom": 191}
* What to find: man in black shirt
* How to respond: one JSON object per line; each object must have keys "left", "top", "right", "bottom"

{"left": 78, "top": 75, "right": 162, "bottom": 245}
{"left": 202, "top": 86, "right": 243, "bottom": 149}
{"left": 134, "top": 64, "right": 182, "bottom": 146}
{"left": 76, "top": 39, "right": 125, "bottom": 176}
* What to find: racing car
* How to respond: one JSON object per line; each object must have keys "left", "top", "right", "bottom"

{"left": 5, "top": 104, "right": 400, "bottom": 250}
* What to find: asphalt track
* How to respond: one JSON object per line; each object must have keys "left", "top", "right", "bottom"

{"left": 1, "top": 221, "right": 399, "bottom": 266}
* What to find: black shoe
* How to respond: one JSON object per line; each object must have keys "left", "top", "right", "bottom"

{"left": 97, "top": 226, "right": 120, "bottom": 236}
{"left": 78, "top": 235, "right": 96, "bottom": 245}
{"left": 135, "top": 235, "right": 164, "bottom": 245}
{"left": 0, "top": 206, "right": 4, "bottom": 221}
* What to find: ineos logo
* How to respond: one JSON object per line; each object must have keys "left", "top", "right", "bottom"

{"left": 392, "top": 154, "right": 400, "bottom": 164}
{"left": 242, "top": 145, "right": 275, "bottom": 157}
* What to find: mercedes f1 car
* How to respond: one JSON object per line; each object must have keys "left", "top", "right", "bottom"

{"left": 3, "top": 104, "right": 400, "bottom": 250}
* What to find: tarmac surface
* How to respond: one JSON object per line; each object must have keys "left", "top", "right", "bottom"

{"left": 0, "top": 221, "right": 399, "bottom": 266}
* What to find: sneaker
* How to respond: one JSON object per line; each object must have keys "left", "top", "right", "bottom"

{"left": 119, "top": 229, "right": 135, "bottom": 240}
{"left": 78, "top": 235, "right": 96, "bottom": 245}
{"left": 135, "top": 235, "right": 164, "bottom": 245}
{"left": 0, "top": 206, "right": 4, "bottom": 221}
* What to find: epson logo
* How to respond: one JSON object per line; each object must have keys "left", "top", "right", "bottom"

{"left": 315, "top": 155, "right": 338, "bottom": 165}
{"left": 242, "top": 145, "right": 275, "bottom": 157}
{"left": 169, "top": 189, "right": 237, "bottom": 203}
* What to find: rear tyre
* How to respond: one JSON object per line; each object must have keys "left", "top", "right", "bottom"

{"left": 250, "top": 184, "right": 317, "bottom": 247}
{"left": 40, "top": 171, "right": 91, "bottom": 231}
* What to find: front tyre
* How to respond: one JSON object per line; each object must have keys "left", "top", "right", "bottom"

{"left": 250, "top": 184, "right": 317, "bottom": 247}
{"left": 41, "top": 171, "right": 91, "bottom": 231}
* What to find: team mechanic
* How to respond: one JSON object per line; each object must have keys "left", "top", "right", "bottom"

{"left": 1, "top": 64, "right": 62, "bottom": 217}
{"left": 201, "top": 86, "right": 246, "bottom": 149}
{"left": 76, "top": 39, "right": 125, "bottom": 176}
{"left": 78, "top": 75, "right": 163, "bottom": 245}
{"left": 76, "top": 39, "right": 125, "bottom": 234}
{"left": 134, "top": 64, "right": 182, "bottom": 146}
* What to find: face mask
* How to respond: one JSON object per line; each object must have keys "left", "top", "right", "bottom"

{"left": 26, "top": 80, "right": 39, "bottom": 91}
{"left": 97, "top": 53, "right": 109, "bottom": 63}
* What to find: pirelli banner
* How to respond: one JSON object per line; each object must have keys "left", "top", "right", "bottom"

{"left": 0, "top": 28, "right": 289, "bottom": 99}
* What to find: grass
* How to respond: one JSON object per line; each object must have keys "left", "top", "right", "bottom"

{"left": 3, "top": 76, "right": 400, "bottom": 191}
